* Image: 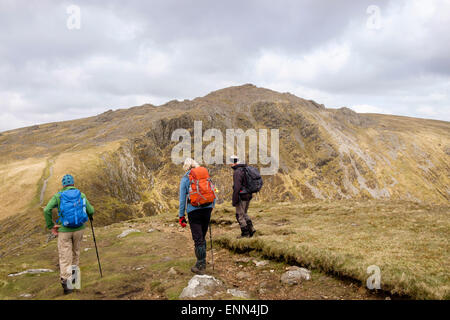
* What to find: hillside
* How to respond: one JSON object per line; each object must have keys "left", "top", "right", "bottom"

{"left": 1, "top": 201, "right": 448, "bottom": 300}
{"left": 0, "top": 84, "right": 449, "bottom": 258}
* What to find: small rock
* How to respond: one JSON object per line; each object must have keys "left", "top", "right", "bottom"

{"left": 169, "top": 224, "right": 175, "bottom": 227}
{"left": 179, "top": 275, "right": 224, "bottom": 298}
{"left": 84, "top": 248, "right": 91, "bottom": 252}
{"left": 236, "top": 271, "right": 251, "bottom": 280}
{"left": 147, "top": 228, "right": 155, "bottom": 233}
{"left": 19, "top": 293, "right": 32, "bottom": 298}
{"left": 280, "top": 266, "right": 311, "bottom": 285}
{"left": 253, "top": 260, "right": 269, "bottom": 267}
{"left": 168, "top": 267, "right": 177, "bottom": 275}
{"left": 385, "top": 296, "right": 391, "bottom": 300}
{"left": 235, "top": 256, "right": 252, "bottom": 263}
{"left": 270, "top": 269, "right": 274, "bottom": 273}
{"left": 227, "top": 288, "right": 249, "bottom": 299}
{"left": 8, "top": 269, "right": 54, "bottom": 277}
{"left": 117, "top": 229, "right": 141, "bottom": 239}
{"left": 134, "top": 267, "right": 145, "bottom": 271}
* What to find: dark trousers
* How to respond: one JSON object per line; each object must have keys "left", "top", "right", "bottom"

{"left": 188, "top": 207, "right": 212, "bottom": 247}
{"left": 235, "top": 200, "right": 252, "bottom": 228}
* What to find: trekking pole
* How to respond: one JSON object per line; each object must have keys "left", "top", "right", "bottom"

{"left": 209, "top": 223, "right": 214, "bottom": 271}
{"left": 89, "top": 218, "right": 103, "bottom": 278}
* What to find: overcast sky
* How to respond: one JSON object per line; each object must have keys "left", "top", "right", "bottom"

{"left": 1, "top": 0, "right": 449, "bottom": 132}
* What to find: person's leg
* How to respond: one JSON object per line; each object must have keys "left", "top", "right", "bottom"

{"left": 72, "top": 229, "right": 84, "bottom": 266}
{"left": 235, "top": 200, "right": 250, "bottom": 237}
{"left": 71, "top": 229, "right": 84, "bottom": 286}
{"left": 243, "top": 200, "right": 256, "bottom": 236}
{"left": 200, "top": 208, "right": 212, "bottom": 241}
{"left": 188, "top": 210, "right": 207, "bottom": 274}
{"left": 57, "top": 231, "right": 74, "bottom": 294}
{"left": 199, "top": 208, "right": 212, "bottom": 269}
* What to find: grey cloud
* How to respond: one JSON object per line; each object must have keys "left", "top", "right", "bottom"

{"left": 0, "top": 0, "right": 449, "bottom": 132}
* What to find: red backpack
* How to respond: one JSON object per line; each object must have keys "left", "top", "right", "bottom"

{"left": 188, "top": 167, "right": 216, "bottom": 206}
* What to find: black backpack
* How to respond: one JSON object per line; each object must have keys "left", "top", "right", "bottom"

{"left": 242, "top": 166, "right": 263, "bottom": 194}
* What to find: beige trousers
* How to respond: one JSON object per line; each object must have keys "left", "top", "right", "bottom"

{"left": 57, "top": 229, "right": 84, "bottom": 280}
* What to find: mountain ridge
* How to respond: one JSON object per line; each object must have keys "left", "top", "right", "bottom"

{"left": 0, "top": 84, "right": 449, "bottom": 256}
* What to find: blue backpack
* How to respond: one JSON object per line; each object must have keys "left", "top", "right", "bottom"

{"left": 57, "top": 189, "right": 88, "bottom": 228}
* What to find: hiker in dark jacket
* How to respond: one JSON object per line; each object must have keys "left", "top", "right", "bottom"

{"left": 178, "top": 158, "right": 215, "bottom": 275}
{"left": 43, "top": 174, "right": 94, "bottom": 295}
{"left": 230, "top": 155, "right": 256, "bottom": 238}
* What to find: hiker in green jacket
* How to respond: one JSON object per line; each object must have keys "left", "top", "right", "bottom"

{"left": 43, "top": 174, "right": 94, "bottom": 295}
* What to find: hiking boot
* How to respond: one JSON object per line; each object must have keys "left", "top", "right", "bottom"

{"left": 191, "top": 264, "right": 206, "bottom": 275}
{"left": 237, "top": 226, "right": 250, "bottom": 239}
{"left": 61, "top": 278, "right": 73, "bottom": 295}
{"left": 246, "top": 221, "right": 256, "bottom": 237}
{"left": 191, "top": 244, "right": 207, "bottom": 275}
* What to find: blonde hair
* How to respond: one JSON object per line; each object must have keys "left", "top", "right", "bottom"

{"left": 183, "top": 158, "right": 199, "bottom": 171}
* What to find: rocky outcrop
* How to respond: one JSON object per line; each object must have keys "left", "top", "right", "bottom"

{"left": 280, "top": 266, "right": 311, "bottom": 285}
{"left": 101, "top": 142, "right": 152, "bottom": 204}
{"left": 179, "top": 275, "right": 224, "bottom": 298}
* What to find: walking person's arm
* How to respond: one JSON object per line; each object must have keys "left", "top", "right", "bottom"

{"left": 232, "top": 169, "right": 243, "bottom": 207}
{"left": 43, "top": 194, "right": 60, "bottom": 235}
{"left": 178, "top": 176, "right": 188, "bottom": 227}
{"left": 82, "top": 193, "right": 95, "bottom": 220}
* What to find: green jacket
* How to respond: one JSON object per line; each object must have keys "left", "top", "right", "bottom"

{"left": 43, "top": 186, "right": 95, "bottom": 232}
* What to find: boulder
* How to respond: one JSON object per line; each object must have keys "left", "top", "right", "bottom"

{"left": 179, "top": 275, "right": 224, "bottom": 298}
{"left": 280, "top": 266, "right": 311, "bottom": 285}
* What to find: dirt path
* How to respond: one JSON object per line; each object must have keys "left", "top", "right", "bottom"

{"left": 1, "top": 214, "right": 387, "bottom": 300}
{"left": 39, "top": 159, "right": 54, "bottom": 206}
{"left": 131, "top": 220, "right": 385, "bottom": 300}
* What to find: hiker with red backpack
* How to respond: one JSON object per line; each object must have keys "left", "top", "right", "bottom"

{"left": 230, "top": 155, "right": 263, "bottom": 238}
{"left": 178, "top": 158, "right": 216, "bottom": 275}
{"left": 43, "top": 174, "right": 95, "bottom": 294}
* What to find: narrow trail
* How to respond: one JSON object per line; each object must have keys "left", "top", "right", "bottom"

{"left": 0, "top": 214, "right": 388, "bottom": 300}
{"left": 136, "top": 220, "right": 386, "bottom": 300}
{"left": 39, "top": 160, "right": 54, "bottom": 206}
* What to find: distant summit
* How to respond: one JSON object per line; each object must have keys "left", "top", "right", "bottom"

{"left": 0, "top": 84, "right": 449, "bottom": 254}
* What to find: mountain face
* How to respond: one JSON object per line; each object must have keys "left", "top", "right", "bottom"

{"left": 0, "top": 84, "right": 449, "bottom": 253}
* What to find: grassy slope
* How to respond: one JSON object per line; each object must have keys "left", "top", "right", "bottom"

{"left": 0, "top": 158, "right": 47, "bottom": 220}
{"left": 213, "top": 201, "right": 450, "bottom": 299}
{"left": 0, "top": 201, "right": 448, "bottom": 300}
{"left": 0, "top": 210, "right": 384, "bottom": 300}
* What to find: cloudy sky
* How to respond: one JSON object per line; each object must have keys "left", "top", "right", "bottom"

{"left": 1, "top": 0, "right": 449, "bottom": 132}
